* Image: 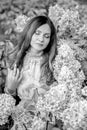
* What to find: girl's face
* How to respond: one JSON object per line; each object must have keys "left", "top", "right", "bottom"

{"left": 30, "top": 24, "right": 51, "bottom": 53}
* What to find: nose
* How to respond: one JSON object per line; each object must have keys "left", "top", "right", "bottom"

{"left": 39, "top": 34, "right": 44, "bottom": 42}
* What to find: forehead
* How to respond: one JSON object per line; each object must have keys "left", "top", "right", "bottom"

{"left": 36, "top": 24, "right": 51, "bottom": 33}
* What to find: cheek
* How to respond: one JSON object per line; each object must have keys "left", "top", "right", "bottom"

{"left": 30, "top": 36, "right": 36, "bottom": 44}
{"left": 44, "top": 39, "right": 50, "bottom": 46}
{"left": 31, "top": 36, "right": 36, "bottom": 41}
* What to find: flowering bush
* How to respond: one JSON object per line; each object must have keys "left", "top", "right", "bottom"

{"left": 14, "top": 15, "right": 31, "bottom": 32}
{"left": 61, "top": 100, "right": 87, "bottom": 130}
{"left": 48, "top": 4, "right": 87, "bottom": 63}
{"left": 36, "top": 83, "right": 70, "bottom": 119}
{"left": 49, "top": 4, "right": 80, "bottom": 38}
{"left": 0, "top": 94, "right": 15, "bottom": 125}
{"left": 36, "top": 40, "right": 87, "bottom": 129}
{"left": 36, "top": 41, "right": 87, "bottom": 130}
{"left": 53, "top": 40, "right": 85, "bottom": 83}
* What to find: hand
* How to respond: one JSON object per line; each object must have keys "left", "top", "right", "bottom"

{"left": 6, "top": 64, "right": 22, "bottom": 91}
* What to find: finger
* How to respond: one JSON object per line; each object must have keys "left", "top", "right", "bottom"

{"left": 13, "top": 64, "right": 17, "bottom": 75}
{"left": 6, "top": 60, "right": 10, "bottom": 70}
{"left": 7, "top": 66, "right": 12, "bottom": 75}
{"left": 16, "top": 68, "right": 20, "bottom": 78}
{"left": 18, "top": 72, "right": 23, "bottom": 83}
{"left": 7, "top": 66, "right": 10, "bottom": 72}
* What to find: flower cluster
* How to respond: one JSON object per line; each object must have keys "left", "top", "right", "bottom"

{"left": 52, "top": 41, "right": 87, "bottom": 129}
{"left": 61, "top": 100, "right": 87, "bottom": 130}
{"left": 36, "top": 83, "right": 70, "bottom": 119}
{"left": 53, "top": 41, "right": 85, "bottom": 83}
{"left": 48, "top": 5, "right": 65, "bottom": 29}
{"left": 14, "top": 15, "right": 30, "bottom": 32}
{"left": 49, "top": 4, "right": 87, "bottom": 62}
{"left": 0, "top": 94, "right": 15, "bottom": 125}
{"left": 49, "top": 4, "right": 80, "bottom": 38}
{"left": 31, "top": 116, "right": 46, "bottom": 130}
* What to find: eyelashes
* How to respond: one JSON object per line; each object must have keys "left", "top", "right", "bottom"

{"left": 44, "top": 34, "right": 50, "bottom": 38}
{"left": 35, "top": 30, "right": 40, "bottom": 35}
{"left": 35, "top": 31, "right": 50, "bottom": 39}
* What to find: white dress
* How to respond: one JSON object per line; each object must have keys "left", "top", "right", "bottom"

{"left": 18, "top": 51, "right": 54, "bottom": 100}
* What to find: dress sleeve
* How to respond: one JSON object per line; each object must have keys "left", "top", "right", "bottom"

{"left": 4, "top": 86, "right": 16, "bottom": 96}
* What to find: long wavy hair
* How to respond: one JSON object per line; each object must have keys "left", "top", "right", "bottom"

{"left": 8, "top": 15, "right": 57, "bottom": 71}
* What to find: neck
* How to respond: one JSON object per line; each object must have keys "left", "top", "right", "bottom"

{"left": 30, "top": 48, "right": 43, "bottom": 55}
{"left": 28, "top": 48, "right": 43, "bottom": 57}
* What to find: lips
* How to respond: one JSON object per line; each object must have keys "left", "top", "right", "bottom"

{"left": 36, "top": 42, "right": 43, "bottom": 46}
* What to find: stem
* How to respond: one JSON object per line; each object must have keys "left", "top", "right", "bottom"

{"left": 46, "top": 121, "right": 49, "bottom": 130}
{"left": 23, "top": 123, "right": 27, "bottom": 130}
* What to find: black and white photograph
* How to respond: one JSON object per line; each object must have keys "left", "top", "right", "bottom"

{"left": 0, "top": 0, "right": 87, "bottom": 130}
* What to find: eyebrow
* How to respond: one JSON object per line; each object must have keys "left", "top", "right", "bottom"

{"left": 36, "top": 30, "right": 51, "bottom": 35}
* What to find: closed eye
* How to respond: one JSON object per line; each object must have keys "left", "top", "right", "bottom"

{"left": 35, "top": 30, "right": 50, "bottom": 38}
{"left": 44, "top": 34, "right": 50, "bottom": 38}
{"left": 35, "top": 30, "right": 41, "bottom": 35}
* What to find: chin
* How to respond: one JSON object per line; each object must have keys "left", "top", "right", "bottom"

{"left": 34, "top": 46, "right": 44, "bottom": 51}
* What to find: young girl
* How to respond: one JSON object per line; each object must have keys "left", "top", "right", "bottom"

{"left": 5, "top": 15, "right": 57, "bottom": 100}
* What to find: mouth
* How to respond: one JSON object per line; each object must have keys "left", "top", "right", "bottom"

{"left": 37, "top": 43, "right": 43, "bottom": 46}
